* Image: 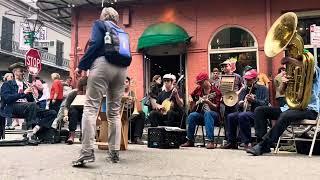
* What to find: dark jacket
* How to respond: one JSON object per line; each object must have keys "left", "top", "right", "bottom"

{"left": 149, "top": 83, "right": 161, "bottom": 99}
{"left": 238, "top": 84, "right": 269, "bottom": 112}
{"left": 78, "top": 20, "right": 105, "bottom": 70}
{"left": 0, "top": 80, "right": 34, "bottom": 118}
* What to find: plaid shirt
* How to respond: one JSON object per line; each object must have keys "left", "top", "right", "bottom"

{"left": 191, "top": 85, "right": 222, "bottom": 111}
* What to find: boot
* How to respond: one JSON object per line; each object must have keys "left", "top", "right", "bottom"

{"left": 66, "top": 132, "right": 75, "bottom": 145}
{"left": 221, "top": 142, "right": 238, "bottom": 149}
{"left": 181, "top": 140, "right": 194, "bottom": 147}
{"left": 206, "top": 142, "right": 215, "bottom": 149}
{"left": 134, "top": 137, "right": 144, "bottom": 145}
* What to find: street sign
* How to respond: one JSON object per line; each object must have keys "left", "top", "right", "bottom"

{"left": 25, "top": 48, "right": 42, "bottom": 75}
{"left": 310, "top": 24, "right": 320, "bottom": 47}
{"left": 34, "top": 40, "right": 55, "bottom": 49}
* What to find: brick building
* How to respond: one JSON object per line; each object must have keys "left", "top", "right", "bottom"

{"left": 37, "top": 0, "right": 320, "bottom": 106}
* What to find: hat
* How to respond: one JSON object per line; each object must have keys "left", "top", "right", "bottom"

{"left": 8, "top": 62, "right": 26, "bottom": 72}
{"left": 220, "top": 60, "right": 231, "bottom": 66}
{"left": 196, "top": 72, "right": 209, "bottom": 83}
{"left": 243, "top": 69, "right": 258, "bottom": 80}
{"left": 171, "top": 74, "right": 176, "bottom": 80}
{"left": 244, "top": 65, "right": 253, "bottom": 72}
{"left": 163, "top": 74, "right": 173, "bottom": 80}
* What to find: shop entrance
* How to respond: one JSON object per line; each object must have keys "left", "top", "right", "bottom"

{"left": 143, "top": 54, "right": 186, "bottom": 96}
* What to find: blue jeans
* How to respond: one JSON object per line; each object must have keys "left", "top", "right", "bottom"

{"left": 227, "top": 112, "right": 255, "bottom": 144}
{"left": 186, "top": 111, "right": 218, "bottom": 141}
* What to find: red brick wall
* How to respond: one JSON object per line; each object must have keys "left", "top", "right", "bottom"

{"left": 70, "top": 0, "right": 320, "bottom": 104}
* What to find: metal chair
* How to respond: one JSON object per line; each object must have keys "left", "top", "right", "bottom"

{"left": 275, "top": 114, "right": 320, "bottom": 157}
{"left": 194, "top": 120, "right": 206, "bottom": 147}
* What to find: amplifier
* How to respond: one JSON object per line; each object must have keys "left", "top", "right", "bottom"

{"left": 148, "top": 127, "right": 187, "bottom": 149}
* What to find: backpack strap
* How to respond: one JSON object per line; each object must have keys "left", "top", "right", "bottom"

{"left": 104, "top": 21, "right": 112, "bottom": 33}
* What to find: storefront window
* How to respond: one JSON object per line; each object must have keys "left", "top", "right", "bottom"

{"left": 210, "top": 27, "right": 257, "bottom": 75}
{"left": 298, "top": 17, "right": 320, "bottom": 66}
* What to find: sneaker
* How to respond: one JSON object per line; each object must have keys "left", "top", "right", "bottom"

{"left": 27, "top": 134, "right": 39, "bottom": 146}
{"left": 72, "top": 149, "right": 95, "bottom": 167}
{"left": 108, "top": 150, "right": 119, "bottom": 163}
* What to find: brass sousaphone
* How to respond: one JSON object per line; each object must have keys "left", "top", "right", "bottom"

{"left": 223, "top": 91, "right": 238, "bottom": 107}
{"left": 265, "top": 12, "right": 315, "bottom": 110}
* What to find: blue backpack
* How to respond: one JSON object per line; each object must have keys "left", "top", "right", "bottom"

{"left": 103, "top": 21, "right": 132, "bottom": 67}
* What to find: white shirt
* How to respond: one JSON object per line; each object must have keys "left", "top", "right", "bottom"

{"left": 16, "top": 80, "right": 27, "bottom": 103}
{"left": 39, "top": 83, "right": 50, "bottom": 101}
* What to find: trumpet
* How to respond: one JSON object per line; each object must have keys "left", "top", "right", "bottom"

{"left": 131, "top": 80, "right": 139, "bottom": 116}
{"left": 23, "top": 73, "right": 39, "bottom": 102}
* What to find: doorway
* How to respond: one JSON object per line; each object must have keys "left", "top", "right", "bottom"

{"left": 144, "top": 54, "right": 186, "bottom": 96}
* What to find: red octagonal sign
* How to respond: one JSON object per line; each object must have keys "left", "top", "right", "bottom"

{"left": 25, "top": 48, "right": 42, "bottom": 75}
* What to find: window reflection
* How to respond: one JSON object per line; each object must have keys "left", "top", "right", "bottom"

{"left": 211, "top": 27, "right": 255, "bottom": 49}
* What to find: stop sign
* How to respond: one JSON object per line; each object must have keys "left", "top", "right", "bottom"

{"left": 25, "top": 48, "right": 42, "bottom": 75}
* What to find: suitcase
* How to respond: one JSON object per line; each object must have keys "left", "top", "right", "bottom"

{"left": 148, "top": 127, "right": 187, "bottom": 149}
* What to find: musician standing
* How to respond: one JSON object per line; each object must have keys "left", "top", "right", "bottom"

{"left": 220, "top": 59, "right": 243, "bottom": 139}
{"left": 149, "top": 74, "right": 184, "bottom": 127}
{"left": 181, "top": 72, "right": 221, "bottom": 149}
{"left": 123, "top": 77, "right": 145, "bottom": 145}
{"left": 222, "top": 69, "right": 269, "bottom": 149}
{"left": 248, "top": 63, "right": 320, "bottom": 155}
{"left": 72, "top": 7, "right": 129, "bottom": 166}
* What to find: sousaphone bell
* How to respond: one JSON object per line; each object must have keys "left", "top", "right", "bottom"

{"left": 222, "top": 91, "right": 238, "bottom": 107}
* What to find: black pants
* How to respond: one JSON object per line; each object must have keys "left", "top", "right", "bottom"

{"left": 49, "top": 99, "right": 63, "bottom": 114}
{"left": 128, "top": 111, "right": 145, "bottom": 140}
{"left": 12, "top": 102, "right": 56, "bottom": 129}
{"left": 12, "top": 102, "right": 38, "bottom": 129}
{"left": 36, "top": 109, "right": 57, "bottom": 129}
{"left": 149, "top": 110, "right": 182, "bottom": 127}
{"left": 276, "top": 97, "right": 286, "bottom": 107}
{"left": 69, "top": 106, "right": 83, "bottom": 132}
{"left": 254, "top": 106, "right": 282, "bottom": 140}
{"left": 223, "top": 104, "right": 238, "bottom": 139}
{"left": 258, "top": 107, "right": 318, "bottom": 146}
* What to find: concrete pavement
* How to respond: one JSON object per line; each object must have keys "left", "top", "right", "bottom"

{"left": 1, "top": 143, "right": 320, "bottom": 180}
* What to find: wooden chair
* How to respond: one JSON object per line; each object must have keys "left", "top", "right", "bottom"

{"left": 96, "top": 96, "right": 129, "bottom": 151}
{"left": 275, "top": 114, "right": 320, "bottom": 157}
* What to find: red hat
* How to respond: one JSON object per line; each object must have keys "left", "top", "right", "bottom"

{"left": 196, "top": 72, "right": 209, "bottom": 83}
{"left": 243, "top": 69, "right": 258, "bottom": 80}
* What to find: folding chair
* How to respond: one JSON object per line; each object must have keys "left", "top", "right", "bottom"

{"left": 195, "top": 120, "right": 206, "bottom": 147}
{"left": 275, "top": 114, "right": 320, "bottom": 157}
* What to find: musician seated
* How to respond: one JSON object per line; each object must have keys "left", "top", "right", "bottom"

{"left": 247, "top": 58, "right": 320, "bottom": 156}
{"left": 123, "top": 77, "right": 145, "bottom": 144}
{"left": 222, "top": 69, "right": 269, "bottom": 150}
{"left": 149, "top": 74, "right": 184, "bottom": 127}
{"left": 181, "top": 72, "right": 221, "bottom": 149}
{"left": 52, "top": 76, "right": 88, "bottom": 144}
{"left": 0, "top": 63, "right": 56, "bottom": 144}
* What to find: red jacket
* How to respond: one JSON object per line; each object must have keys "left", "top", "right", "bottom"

{"left": 190, "top": 85, "right": 222, "bottom": 111}
{"left": 50, "top": 79, "right": 63, "bottom": 100}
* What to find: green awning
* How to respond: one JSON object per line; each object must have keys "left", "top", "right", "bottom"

{"left": 137, "top": 22, "right": 191, "bottom": 51}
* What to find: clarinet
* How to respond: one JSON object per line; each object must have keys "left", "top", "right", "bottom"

{"left": 22, "top": 73, "right": 39, "bottom": 103}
